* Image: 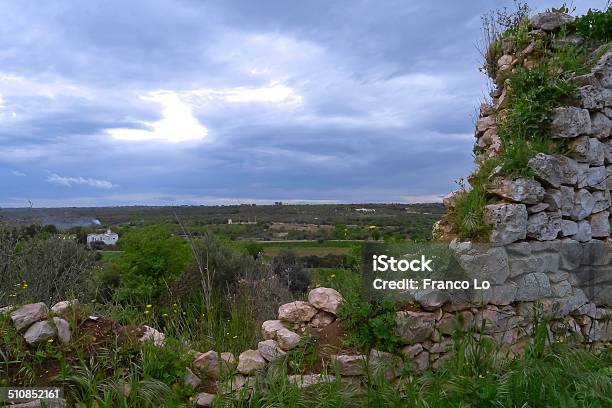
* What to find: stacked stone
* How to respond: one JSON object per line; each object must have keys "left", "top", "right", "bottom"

{"left": 7, "top": 301, "right": 75, "bottom": 346}
{"left": 440, "top": 12, "right": 612, "bottom": 245}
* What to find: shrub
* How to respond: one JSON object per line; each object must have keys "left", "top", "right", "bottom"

{"left": 573, "top": 6, "right": 612, "bottom": 42}
{"left": 113, "top": 225, "right": 190, "bottom": 305}
{"left": 271, "top": 250, "right": 309, "bottom": 294}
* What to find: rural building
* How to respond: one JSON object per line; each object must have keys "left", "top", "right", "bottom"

{"left": 87, "top": 229, "right": 118, "bottom": 248}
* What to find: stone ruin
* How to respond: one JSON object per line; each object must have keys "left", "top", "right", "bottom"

{"left": 435, "top": 13, "right": 611, "bottom": 245}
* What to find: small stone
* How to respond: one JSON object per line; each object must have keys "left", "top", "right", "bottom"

{"left": 401, "top": 343, "right": 423, "bottom": 359}
{"left": 195, "top": 392, "right": 215, "bottom": 407}
{"left": 487, "top": 177, "right": 544, "bottom": 204}
{"left": 331, "top": 354, "right": 366, "bottom": 376}
{"left": 184, "top": 367, "right": 202, "bottom": 389}
{"left": 24, "top": 320, "right": 56, "bottom": 345}
{"left": 395, "top": 311, "right": 435, "bottom": 344}
{"left": 571, "top": 189, "right": 595, "bottom": 220}
{"left": 288, "top": 374, "right": 333, "bottom": 389}
{"left": 571, "top": 220, "right": 592, "bottom": 242}
{"left": 10, "top": 303, "right": 49, "bottom": 332}
{"left": 483, "top": 203, "right": 528, "bottom": 244}
{"left": 278, "top": 301, "right": 317, "bottom": 322}
{"left": 237, "top": 349, "right": 266, "bottom": 375}
{"left": 526, "top": 211, "right": 561, "bottom": 241}
{"left": 529, "top": 12, "right": 574, "bottom": 31}
{"left": 568, "top": 136, "right": 604, "bottom": 165}
{"left": 261, "top": 320, "right": 286, "bottom": 340}
{"left": 257, "top": 339, "right": 286, "bottom": 362}
{"left": 527, "top": 203, "right": 549, "bottom": 213}
{"left": 590, "top": 211, "right": 610, "bottom": 237}
{"left": 550, "top": 107, "right": 591, "bottom": 138}
{"left": 52, "top": 317, "right": 71, "bottom": 345}
{"left": 560, "top": 219, "right": 578, "bottom": 236}
{"left": 310, "top": 310, "right": 335, "bottom": 328}
{"left": 308, "top": 287, "right": 343, "bottom": 314}
{"left": 138, "top": 325, "right": 165, "bottom": 347}
{"left": 529, "top": 153, "right": 578, "bottom": 188}
{"left": 515, "top": 273, "right": 552, "bottom": 301}
{"left": 192, "top": 351, "right": 221, "bottom": 379}
{"left": 276, "top": 328, "right": 301, "bottom": 350}
{"left": 50, "top": 300, "right": 78, "bottom": 315}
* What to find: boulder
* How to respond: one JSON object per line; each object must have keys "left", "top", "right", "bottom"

{"left": 261, "top": 320, "right": 287, "bottom": 340}
{"left": 529, "top": 12, "right": 573, "bottom": 31}
{"left": 568, "top": 136, "right": 604, "bottom": 165}
{"left": 526, "top": 211, "right": 561, "bottom": 241}
{"left": 487, "top": 177, "right": 544, "bottom": 204}
{"left": 331, "top": 354, "right": 366, "bottom": 376}
{"left": 278, "top": 301, "right": 317, "bottom": 322}
{"left": 257, "top": 339, "right": 286, "bottom": 362}
{"left": 571, "top": 189, "right": 595, "bottom": 220}
{"left": 590, "top": 211, "right": 610, "bottom": 237}
{"left": 395, "top": 311, "right": 435, "bottom": 344}
{"left": 528, "top": 153, "right": 578, "bottom": 188}
{"left": 414, "top": 289, "right": 450, "bottom": 311}
{"left": 50, "top": 300, "right": 78, "bottom": 315}
{"left": 483, "top": 203, "right": 528, "bottom": 244}
{"left": 10, "top": 302, "right": 49, "bottom": 332}
{"left": 308, "top": 287, "right": 343, "bottom": 314}
{"left": 276, "top": 328, "right": 301, "bottom": 350}
{"left": 52, "top": 317, "right": 71, "bottom": 345}
{"left": 23, "top": 320, "right": 56, "bottom": 345}
{"left": 237, "top": 349, "right": 266, "bottom": 375}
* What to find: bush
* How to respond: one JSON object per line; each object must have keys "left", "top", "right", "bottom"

{"left": 271, "top": 250, "right": 309, "bottom": 294}
{"left": 574, "top": 6, "right": 612, "bottom": 42}
{"left": 113, "top": 225, "right": 190, "bottom": 305}
{"left": 0, "top": 229, "right": 97, "bottom": 305}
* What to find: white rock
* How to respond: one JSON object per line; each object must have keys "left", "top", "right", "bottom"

{"left": 331, "top": 354, "right": 366, "bottom": 376}
{"left": 568, "top": 136, "right": 604, "bottom": 165}
{"left": 24, "top": 320, "right": 56, "bottom": 345}
{"left": 526, "top": 211, "right": 561, "bottom": 241}
{"left": 550, "top": 107, "right": 591, "bottom": 138}
{"left": 278, "top": 301, "right": 317, "bottom": 322}
{"left": 529, "top": 153, "right": 577, "bottom": 188}
{"left": 52, "top": 317, "right": 71, "bottom": 345}
{"left": 276, "top": 328, "right": 301, "bottom": 350}
{"left": 237, "top": 349, "right": 266, "bottom": 375}
{"left": 50, "top": 300, "right": 78, "bottom": 315}
{"left": 487, "top": 177, "right": 544, "bottom": 204}
{"left": 287, "top": 374, "right": 333, "bottom": 389}
{"left": 257, "top": 339, "right": 286, "bottom": 362}
{"left": 261, "top": 320, "right": 286, "bottom": 340}
{"left": 138, "top": 325, "right": 165, "bottom": 347}
{"left": 591, "top": 112, "right": 611, "bottom": 139}
{"left": 530, "top": 12, "right": 574, "bottom": 31}
{"left": 10, "top": 303, "right": 49, "bottom": 332}
{"left": 308, "top": 287, "right": 343, "bottom": 314}
{"left": 560, "top": 219, "right": 578, "bottom": 236}
{"left": 192, "top": 350, "right": 221, "bottom": 378}
{"left": 483, "top": 203, "right": 527, "bottom": 244}
{"left": 571, "top": 189, "right": 595, "bottom": 220}
{"left": 195, "top": 392, "right": 215, "bottom": 406}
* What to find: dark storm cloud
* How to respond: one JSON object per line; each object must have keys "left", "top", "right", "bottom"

{"left": 0, "top": 0, "right": 606, "bottom": 207}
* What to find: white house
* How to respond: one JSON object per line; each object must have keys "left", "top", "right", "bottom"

{"left": 87, "top": 229, "right": 119, "bottom": 248}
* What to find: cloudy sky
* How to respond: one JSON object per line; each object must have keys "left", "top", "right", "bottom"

{"left": 0, "top": 0, "right": 605, "bottom": 207}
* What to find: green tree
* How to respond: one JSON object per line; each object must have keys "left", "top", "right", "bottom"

{"left": 115, "top": 225, "right": 190, "bottom": 304}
